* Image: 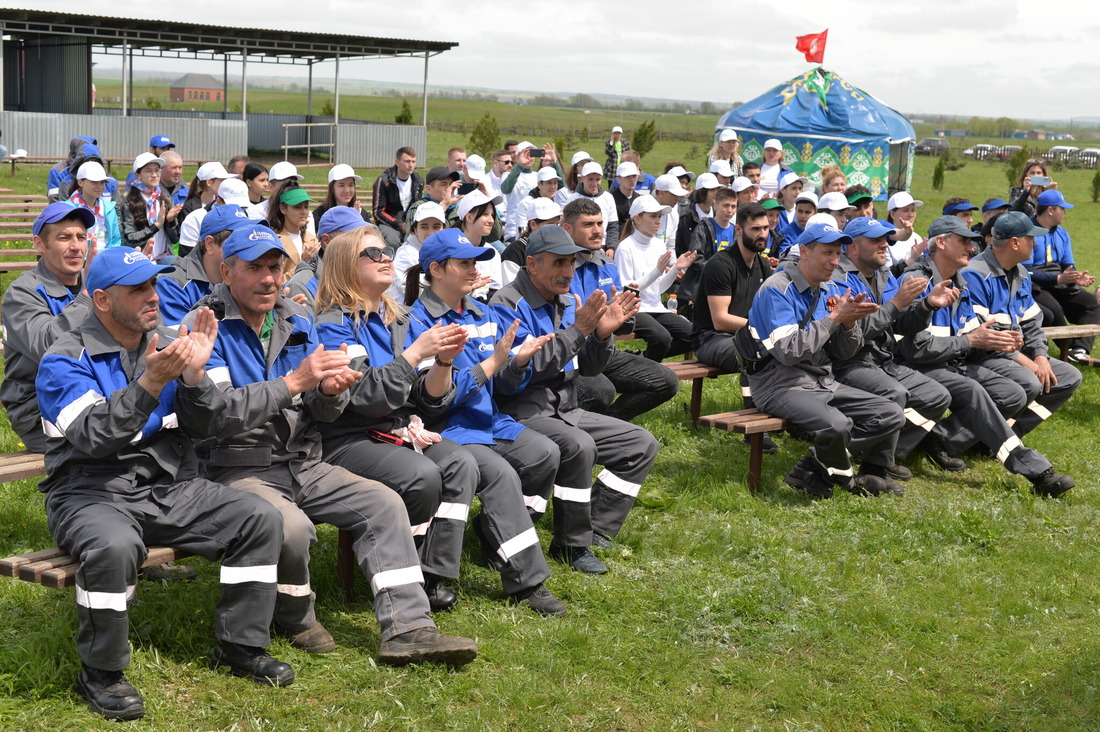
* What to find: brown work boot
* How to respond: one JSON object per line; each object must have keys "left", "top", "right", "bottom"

{"left": 377, "top": 627, "right": 477, "bottom": 667}
{"left": 276, "top": 621, "right": 336, "bottom": 654}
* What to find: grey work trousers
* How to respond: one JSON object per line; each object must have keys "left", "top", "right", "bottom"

{"left": 980, "top": 356, "right": 1081, "bottom": 437}
{"left": 755, "top": 383, "right": 905, "bottom": 485}
{"left": 523, "top": 410, "right": 658, "bottom": 548}
{"left": 462, "top": 427, "right": 558, "bottom": 595}
{"left": 835, "top": 363, "right": 952, "bottom": 458}
{"left": 222, "top": 460, "right": 434, "bottom": 642}
{"left": 325, "top": 437, "right": 476, "bottom": 581}
{"left": 913, "top": 364, "right": 1053, "bottom": 480}
{"left": 46, "top": 478, "right": 282, "bottom": 671}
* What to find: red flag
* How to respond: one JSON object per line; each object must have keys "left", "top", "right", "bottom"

{"left": 795, "top": 30, "right": 828, "bottom": 63}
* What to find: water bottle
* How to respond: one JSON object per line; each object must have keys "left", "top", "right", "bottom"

{"left": 666, "top": 294, "right": 678, "bottom": 313}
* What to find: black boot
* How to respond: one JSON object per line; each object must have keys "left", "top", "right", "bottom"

{"left": 211, "top": 642, "right": 295, "bottom": 687}
{"left": 424, "top": 574, "right": 459, "bottom": 612}
{"left": 75, "top": 665, "right": 145, "bottom": 721}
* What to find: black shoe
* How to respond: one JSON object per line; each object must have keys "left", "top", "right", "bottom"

{"left": 1031, "top": 468, "right": 1075, "bottom": 498}
{"left": 142, "top": 561, "right": 198, "bottom": 582}
{"left": 472, "top": 516, "right": 504, "bottom": 571}
{"left": 211, "top": 642, "right": 295, "bottom": 687}
{"left": 510, "top": 583, "right": 567, "bottom": 617}
{"left": 923, "top": 436, "right": 967, "bottom": 472}
{"left": 549, "top": 544, "right": 608, "bottom": 574}
{"left": 424, "top": 575, "right": 459, "bottom": 613}
{"left": 845, "top": 473, "right": 895, "bottom": 496}
{"left": 377, "top": 627, "right": 478, "bottom": 667}
{"left": 75, "top": 665, "right": 145, "bottom": 721}
{"left": 743, "top": 432, "right": 780, "bottom": 454}
{"left": 783, "top": 455, "right": 833, "bottom": 499}
{"left": 274, "top": 621, "right": 336, "bottom": 654}
{"left": 886, "top": 464, "right": 912, "bottom": 481}
{"left": 591, "top": 533, "right": 615, "bottom": 550}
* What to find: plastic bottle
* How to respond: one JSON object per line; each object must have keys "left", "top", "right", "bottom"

{"left": 666, "top": 295, "right": 678, "bottom": 313}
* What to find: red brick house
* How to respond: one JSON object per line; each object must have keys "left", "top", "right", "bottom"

{"left": 169, "top": 73, "right": 223, "bottom": 103}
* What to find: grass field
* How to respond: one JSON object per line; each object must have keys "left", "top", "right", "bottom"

{"left": 3, "top": 144, "right": 1100, "bottom": 729}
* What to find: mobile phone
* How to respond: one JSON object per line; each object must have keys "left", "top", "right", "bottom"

{"left": 529, "top": 148, "right": 546, "bottom": 158}
{"left": 457, "top": 181, "right": 479, "bottom": 196}
{"left": 1030, "top": 175, "right": 1050, "bottom": 187}
{"left": 367, "top": 429, "right": 406, "bottom": 447}
{"left": 624, "top": 284, "right": 640, "bottom": 296}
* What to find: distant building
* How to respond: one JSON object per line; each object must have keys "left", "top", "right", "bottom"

{"left": 169, "top": 73, "right": 223, "bottom": 103}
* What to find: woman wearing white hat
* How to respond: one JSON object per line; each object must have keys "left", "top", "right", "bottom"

{"left": 312, "top": 164, "right": 370, "bottom": 229}
{"left": 615, "top": 195, "right": 697, "bottom": 361}
{"left": 454, "top": 190, "right": 505, "bottom": 300}
{"left": 67, "top": 160, "right": 122, "bottom": 249}
{"left": 178, "top": 161, "right": 235, "bottom": 226}
{"left": 706, "top": 129, "right": 742, "bottom": 178}
{"left": 884, "top": 191, "right": 925, "bottom": 276}
{"left": 564, "top": 161, "right": 619, "bottom": 248}
{"left": 120, "top": 152, "right": 182, "bottom": 259}
{"left": 604, "top": 127, "right": 630, "bottom": 181}
{"left": 559, "top": 150, "right": 593, "bottom": 207}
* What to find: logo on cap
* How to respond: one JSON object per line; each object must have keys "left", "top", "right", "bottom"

{"left": 123, "top": 251, "right": 148, "bottom": 265}
{"left": 457, "top": 235, "right": 471, "bottom": 245}
{"left": 248, "top": 229, "right": 275, "bottom": 241}
{"left": 234, "top": 210, "right": 248, "bottom": 218}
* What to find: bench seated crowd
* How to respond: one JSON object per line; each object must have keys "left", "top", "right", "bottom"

{"left": 0, "top": 129, "right": 1095, "bottom": 721}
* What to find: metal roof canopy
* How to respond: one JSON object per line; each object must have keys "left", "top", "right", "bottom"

{"left": 0, "top": 7, "right": 457, "bottom": 123}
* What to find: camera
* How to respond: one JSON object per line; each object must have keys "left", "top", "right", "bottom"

{"left": 529, "top": 148, "right": 545, "bottom": 158}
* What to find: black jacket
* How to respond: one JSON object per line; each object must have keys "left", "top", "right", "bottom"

{"left": 372, "top": 165, "right": 424, "bottom": 232}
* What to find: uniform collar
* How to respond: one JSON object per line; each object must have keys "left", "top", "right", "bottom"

{"left": 81, "top": 309, "right": 169, "bottom": 359}
{"left": 511, "top": 268, "right": 571, "bottom": 311}
{"left": 786, "top": 265, "right": 815, "bottom": 294}
{"left": 35, "top": 259, "right": 84, "bottom": 298}
{"left": 417, "top": 286, "right": 484, "bottom": 319}
{"left": 576, "top": 248, "right": 611, "bottom": 268}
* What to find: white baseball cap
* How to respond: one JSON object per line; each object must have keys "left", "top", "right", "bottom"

{"left": 537, "top": 167, "right": 560, "bottom": 183}
{"left": 764, "top": 138, "right": 783, "bottom": 150}
{"left": 465, "top": 154, "right": 487, "bottom": 180}
{"left": 328, "top": 163, "right": 362, "bottom": 183}
{"left": 795, "top": 191, "right": 819, "bottom": 206}
{"left": 709, "top": 160, "right": 734, "bottom": 178}
{"left": 571, "top": 150, "right": 593, "bottom": 166}
{"left": 817, "top": 192, "right": 855, "bottom": 211}
{"left": 269, "top": 161, "right": 303, "bottom": 182}
{"left": 612, "top": 126, "right": 623, "bottom": 133}
{"left": 887, "top": 191, "right": 924, "bottom": 211}
{"left": 75, "top": 161, "right": 108, "bottom": 182}
{"left": 731, "top": 176, "right": 758, "bottom": 193}
{"left": 807, "top": 212, "right": 840, "bottom": 227}
{"left": 515, "top": 141, "right": 536, "bottom": 154}
{"left": 530, "top": 198, "right": 563, "bottom": 222}
{"left": 132, "top": 152, "right": 166, "bottom": 172}
{"left": 694, "top": 173, "right": 722, "bottom": 190}
{"left": 718, "top": 129, "right": 739, "bottom": 143}
{"left": 413, "top": 201, "right": 446, "bottom": 224}
{"left": 666, "top": 165, "right": 696, "bottom": 183}
{"left": 217, "top": 178, "right": 250, "bottom": 206}
{"left": 580, "top": 161, "right": 603, "bottom": 178}
{"left": 654, "top": 174, "right": 689, "bottom": 197}
{"left": 197, "top": 161, "right": 234, "bottom": 181}
{"left": 615, "top": 162, "right": 640, "bottom": 178}
{"left": 778, "top": 171, "right": 812, "bottom": 190}
{"left": 456, "top": 190, "right": 504, "bottom": 220}
{"left": 629, "top": 195, "right": 672, "bottom": 218}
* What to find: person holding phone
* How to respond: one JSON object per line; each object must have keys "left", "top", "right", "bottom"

{"left": 501, "top": 141, "right": 563, "bottom": 242}
{"left": 1009, "top": 158, "right": 1058, "bottom": 216}
{"left": 405, "top": 166, "right": 461, "bottom": 232}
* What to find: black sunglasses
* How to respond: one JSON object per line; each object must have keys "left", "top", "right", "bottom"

{"left": 360, "top": 246, "right": 395, "bottom": 262}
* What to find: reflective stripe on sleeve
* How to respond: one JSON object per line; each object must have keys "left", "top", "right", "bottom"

{"left": 762, "top": 323, "right": 798, "bottom": 350}
{"left": 276, "top": 582, "right": 312, "bottom": 597}
{"left": 220, "top": 564, "right": 277, "bottom": 585}
{"left": 553, "top": 485, "right": 592, "bottom": 503}
{"left": 524, "top": 494, "right": 548, "bottom": 513}
{"left": 996, "top": 435, "right": 1023, "bottom": 464}
{"left": 411, "top": 520, "right": 431, "bottom": 537}
{"left": 55, "top": 390, "right": 107, "bottom": 433}
{"left": 496, "top": 527, "right": 539, "bottom": 563}
{"left": 345, "top": 344, "right": 367, "bottom": 360}
{"left": 597, "top": 469, "right": 642, "bottom": 497}
{"left": 75, "top": 584, "right": 135, "bottom": 612}
{"left": 434, "top": 502, "right": 469, "bottom": 522}
{"left": 207, "top": 367, "right": 232, "bottom": 385}
{"left": 370, "top": 564, "right": 425, "bottom": 594}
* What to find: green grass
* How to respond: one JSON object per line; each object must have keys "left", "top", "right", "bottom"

{"left": 4, "top": 145, "right": 1100, "bottom": 730}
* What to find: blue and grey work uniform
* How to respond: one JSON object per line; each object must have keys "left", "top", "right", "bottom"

{"left": 829, "top": 253, "right": 952, "bottom": 458}
{"left": 0, "top": 261, "right": 93, "bottom": 451}
{"left": 895, "top": 254, "right": 1060, "bottom": 480}
{"left": 746, "top": 266, "right": 905, "bottom": 485}
{"left": 181, "top": 285, "right": 435, "bottom": 641}
{"left": 284, "top": 255, "right": 322, "bottom": 312}
{"left": 407, "top": 287, "right": 558, "bottom": 596}
{"left": 315, "top": 303, "right": 475, "bottom": 583}
{"left": 492, "top": 268, "right": 657, "bottom": 548}
{"left": 36, "top": 314, "right": 282, "bottom": 672}
{"left": 1025, "top": 219, "right": 1100, "bottom": 355}
{"left": 155, "top": 243, "right": 216, "bottom": 327}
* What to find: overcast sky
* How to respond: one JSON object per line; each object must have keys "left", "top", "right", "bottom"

{"left": 20, "top": 0, "right": 1100, "bottom": 123}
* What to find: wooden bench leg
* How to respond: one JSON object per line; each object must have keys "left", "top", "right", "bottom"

{"left": 747, "top": 433, "right": 763, "bottom": 495}
{"left": 337, "top": 529, "right": 355, "bottom": 602}
{"left": 690, "top": 377, "right": 704, "bottom": 425}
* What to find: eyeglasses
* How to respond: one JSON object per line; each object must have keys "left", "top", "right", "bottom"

{"left": 360, "top": 246, "right": 395, "bottom": 262}
{"left": 500, "top": 160, "right": 514, "bottom": 166}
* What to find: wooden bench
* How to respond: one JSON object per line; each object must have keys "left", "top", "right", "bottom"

{"left": 663, "top": 359, "right": 732, "bottom": 425}
{"left": 1043, "top": 324, "right": 1100, "bottom": 364}
{"left": 0, "top": 449, "right": 360, "bottom": 600}
{"left": 696, "top": 409, "right": 789, "bottom": 494}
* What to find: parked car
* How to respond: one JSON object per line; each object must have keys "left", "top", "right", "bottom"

{"left": 1043, "top": 145, "right": 1079, "bottom": 162}
{"left": 915, "top": 138, "right": 950, "bottom": 156}
{"left": 963, "top": 144, "right": 1000, "bottom": 160}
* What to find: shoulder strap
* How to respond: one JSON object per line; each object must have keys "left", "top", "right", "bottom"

{"left": 799, "top": 288, "right": 822, "bottom": 329}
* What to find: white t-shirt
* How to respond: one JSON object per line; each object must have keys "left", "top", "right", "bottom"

{"left": 655, "top": 207, "right": 679, "bottom": 251}
{"left": 615, "top": 232, "right": 681, "bottom": 313}
{"left": 396, "top": 175, "right": 413, "bottom": 210}
{"left": 179, "top": 207, "right": 207, "bottom": 250}
{"left": 760, "top": 163, "right": 782, "bottom": 194}
{"left": 474, "top": 245, "right": 502, "bottom": 299}
{"left": 389, "top": 235, "right": 423, "bottom": 302}
{"left": 886, "top": 232, "right": 925, "bottom": 269}
{"left": 504, "top": 170, "right": 539, "bottom": 241}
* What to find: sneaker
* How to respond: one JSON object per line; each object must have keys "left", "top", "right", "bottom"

{"left": 922, "top": 436, "right": 967, "bottom": 472}
{"left": 424, "top": 575, "right": 459, "bottom": 613}
{"left": 1067, "top": 348, "right": 1089, "bottom": 363}
{"left": 211, "top": 642, "right": 295, "bottom": 686}
{"left": 275, "top": 621, "right": 336, "bottom": 654}
{"left": 549, "top": 544, "right": 608, "bottom": 574}
{"left": 377, "top": 627, "right": 478, "bottom": 667}
{"left": 1031, "top": 468, "right": 1075, "bottom": 498}
{"left": 783, "top": 455, "right": 833, "bottom": 499}
{"left": 142, "top": 561, "right": 198, "bottom": 582}
{"left": 75, "top": 665, "right": 145, "bottom": 721}
{"left": 886, "top": 464, "right": 912, "bottom": 481}
{"left": 510, "top": 583, "right": 567, "bottom": 617}
{"left": 743, "top": 432, "right": 779, "bottom": 454}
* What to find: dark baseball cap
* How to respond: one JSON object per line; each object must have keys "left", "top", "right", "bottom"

{"left": 927, "top": 216, "right": 982, "bottom": 240}
{"left": 526, "top": 225, "right": 585, "bottom": 257}
{"left": 992, "top": 211, "right": 1048, "bottom": 239}
{"left": 426, "top": 166, "right": 460, "bottom": 184}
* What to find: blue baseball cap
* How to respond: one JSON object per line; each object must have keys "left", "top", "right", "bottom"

{"left": 843, "top": 217, "right": 895, "bottom": 240}
{"left": 797, "top": 222, "right": 853, "bottom": 248}
{"left": 222, "top": 224, "right": 288, "bottom": 262}
{"left": 86, "top": 247, "right": 174, "bottom": 293}
{"left": 942, "top": 200, "right": 979, "bottom": 214}
{"left": 992, "top": 211, "right": 1048, "bottom": 239}
{"left": 150, "top": 134, "right": 175, "bottom": 149}
{"left": 419, "top": 228, "right": 495, "bottom": 269}
{"left": 33, "top": 201, "right": 96, "bottom": 237}
{"left": 1036, "top": 190, "right": 1074, "bottom": 209}
{"left": 199, "top": 204, "right": 254, "bottom": 240}
{"left": 318, "top": 206, "right": 367, "bottom": 238}
{"left": 981, "top": 198, "right": 1009, "bottom": 213}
